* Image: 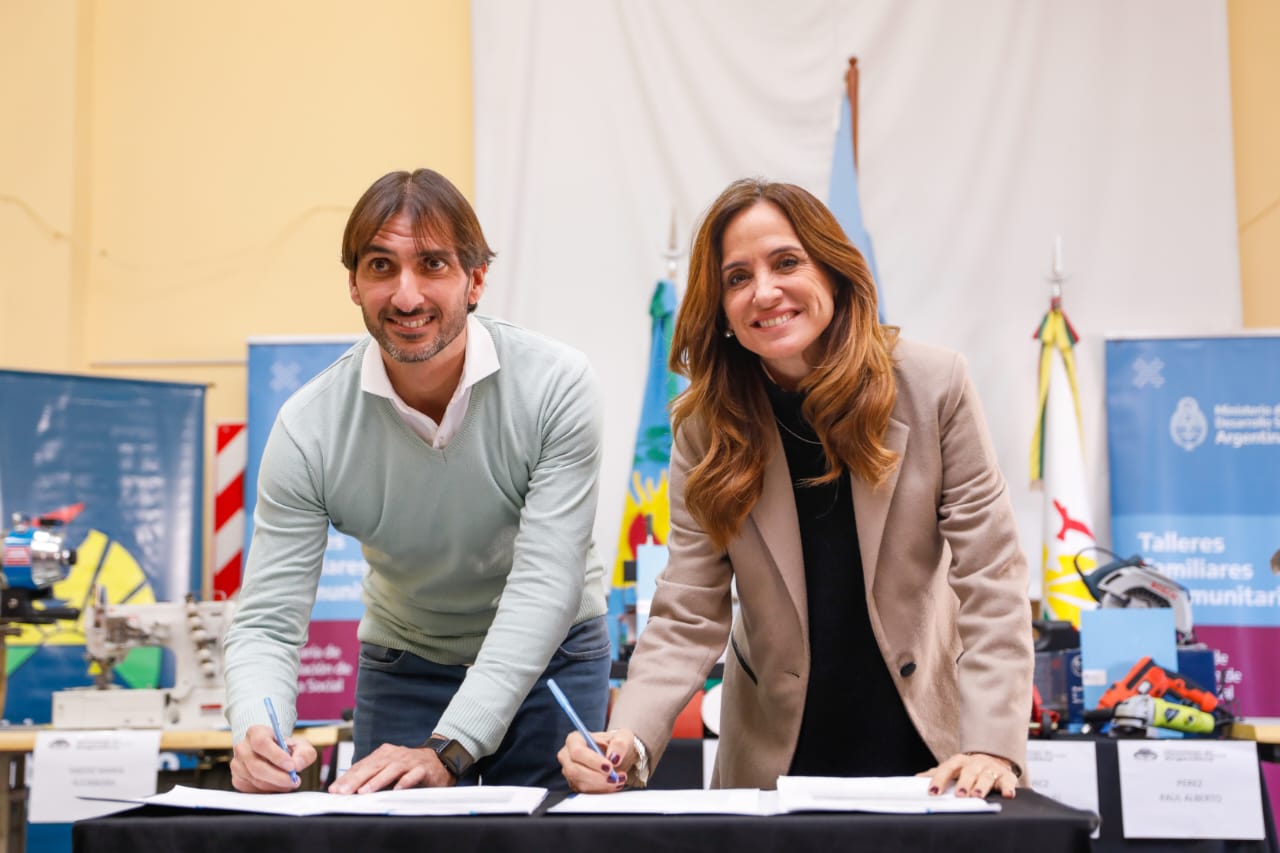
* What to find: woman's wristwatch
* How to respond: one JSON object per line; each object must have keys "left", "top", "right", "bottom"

{"left": 632, "top": 736, "right": 650, "bottom": 786}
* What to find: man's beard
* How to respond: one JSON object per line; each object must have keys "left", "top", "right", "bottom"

{"left": 365, "top": 303, "right": 468, "bottom": 364}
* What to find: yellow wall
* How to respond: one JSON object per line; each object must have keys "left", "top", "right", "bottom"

{"left": 0, "top": 0, "right": 84, "bottom": 373}
{"left": 1229, "top": 0, "right": 1280, "bottom": 327}
{"left": 1, "top": 0, "right": 473, "bottom": 585}
{"left": 83, "top": 0, "right": 474, "bottom": 425}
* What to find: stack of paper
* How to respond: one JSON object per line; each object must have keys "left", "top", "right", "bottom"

{"left": 776, "top": 776, "right": 1001, "bottom": 814}
{"left": 549, "top": 777, "right": 1000, "bottom": 817}
{"left": 548, "top": 788, "right": 772, "bottom": 815}
{"left": 86, "top": 784, "right": 547, "bottom": 816}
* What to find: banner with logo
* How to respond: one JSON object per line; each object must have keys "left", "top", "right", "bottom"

{"left": 1106, "top": 334, "right": 1280, "bottom": 805}
{"left": 246, "top": 337, "right": 363, "bottom": 719}
{"left": 0, "top": 370, "right": 205, "bottom": 723}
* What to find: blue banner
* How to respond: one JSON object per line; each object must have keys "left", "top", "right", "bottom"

{"left": 1106, "top": 335, "right": 1280, "bottom": 629}
{"left": 0, "top": 370, "right": 204, "bottom": 722}
{"left": 1108, "top": 333, "right": 1280, "bottom": 831}
{"left": 246, "top": 337, "right": 364, "bottom": 721}
{"left": 246, "top": 337, "right": 365, "bottom": 623}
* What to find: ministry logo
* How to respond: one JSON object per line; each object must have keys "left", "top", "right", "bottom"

{"left": 1170, "top": 397, "right": 1208, "bottom": 451}
{"left": 270, "top": 360, "right": 303, "bottom": 394}
{"left": 1132, "top": 356, "right": 1165, "bottom": 389}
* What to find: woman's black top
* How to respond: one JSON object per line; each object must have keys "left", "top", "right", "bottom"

{"left": 763, "top": 378, "right": 935, "bottom": 777}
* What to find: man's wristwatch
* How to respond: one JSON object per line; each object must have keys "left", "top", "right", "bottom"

{"left": 423, "top": 735, "right": 475, "bottom": 778}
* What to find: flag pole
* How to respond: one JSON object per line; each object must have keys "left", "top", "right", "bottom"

{"left": 1049, "top": 234, "right": 1065, "bottom": 306}
{"left": 833, "top": 55, "right": 883, "bottom": 320}
{"left": 845, "top": 57, "right": 860, "bottom": 170}
{"left": 663, "top": 208, "right": 680, "bottom": 282}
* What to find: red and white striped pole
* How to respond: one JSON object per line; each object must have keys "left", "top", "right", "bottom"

{"left": 213, "top": 422, "right": 247, "bottom": 599}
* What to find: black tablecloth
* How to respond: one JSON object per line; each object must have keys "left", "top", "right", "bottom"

{"left": 74, "top": 789, "right": 1094, "bottom": 853}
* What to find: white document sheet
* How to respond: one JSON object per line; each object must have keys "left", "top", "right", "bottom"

{"left": 776, "top": 776, "right": 1001, "bottom": 814}
{"left": 84, "top": 784, "right": 547, "bottom": 816}
{"left": 30, "top": 729, "right": 161, "bottom": 823}
{"left": 1025, "top": 740, "right": 1101, "bottom": 838}
{"left": 549, "top": 788, "right": 776, "bottom": 816}
{"left": 550, "top": 777, "right": 1000, "bottom": 817}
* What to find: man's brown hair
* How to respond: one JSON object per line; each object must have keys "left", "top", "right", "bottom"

{"left": 341, "top": 169, "right": 495, "bottom": 275}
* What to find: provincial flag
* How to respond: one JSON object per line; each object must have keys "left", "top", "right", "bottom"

{"left": 827, "top": 78, "right": 885, "bottom": 321}
{"left": 1031, "top": 305, "right": 1098, "bottom": 627}
{"left": 611, "top": 280, "right": 684, "bottom": 589}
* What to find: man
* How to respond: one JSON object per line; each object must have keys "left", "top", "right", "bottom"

{"left": 225, "top": 169, "right": 609, "bottom": 794}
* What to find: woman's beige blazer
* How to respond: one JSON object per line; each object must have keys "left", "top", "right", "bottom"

{"left": 610, "top": 338, "right": 1034, "bottom": 789}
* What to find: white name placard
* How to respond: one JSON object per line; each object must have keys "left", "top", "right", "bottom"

{"left": 1117, "top": 739, "right": 1264, "bottom": 839}
{"left": 29, "top": 729, "right": 162, "bottom": 823}
{"left": 1024, "top": 740, "right": 1100, "bottom": 838}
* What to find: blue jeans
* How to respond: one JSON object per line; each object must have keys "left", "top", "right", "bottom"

{"left": 352, "top": 615, "right": 610, "bottom": 790}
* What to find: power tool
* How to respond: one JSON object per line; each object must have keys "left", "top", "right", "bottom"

{"left": 1096, "top": 656, "right": 1218, "bottom": 713}
{"left": 1084, "top": 695, "right": 1220, "bottom": 737}
{"left": 1085, "top": 656, "right": 1234, "bottom": 738}
{"left": 1075, "top": 550, "right": 1196, "bottom": 644}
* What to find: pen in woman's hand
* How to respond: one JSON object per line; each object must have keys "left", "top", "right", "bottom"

{"left": 548, "top": 678, "right": 618, "bottom": 783}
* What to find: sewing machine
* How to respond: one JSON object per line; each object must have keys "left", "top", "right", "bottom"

{"left": 52, "top": 591, "right": 236, "bottom": 729}
{"left": 2, "top": 510, "right": 82, "bottom": 718}
{"left": 1, "top": 510, "right": 80, "bottom": 625}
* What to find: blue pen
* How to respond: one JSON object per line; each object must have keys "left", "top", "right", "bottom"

{"left": 547, "top": 677, "right": 618, "bottom": 784}
{"left": 264, "top": 697, "right": 300, "bottom": 785}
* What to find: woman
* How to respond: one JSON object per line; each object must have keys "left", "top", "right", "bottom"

{"left": 560, "top": 178, "right": 1032, "bottom": 798}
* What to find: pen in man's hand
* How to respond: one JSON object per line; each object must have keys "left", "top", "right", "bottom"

{"left": 264, "top": 696, "right": 300, "bottom": 785}
{"left": 547, "top": 677, "right": 618, "bottom": 784}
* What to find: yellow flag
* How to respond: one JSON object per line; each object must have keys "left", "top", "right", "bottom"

{"left": 1032, "top": 309, "right": 1097, "bottom": 627}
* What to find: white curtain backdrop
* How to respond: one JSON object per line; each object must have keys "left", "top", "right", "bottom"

{"left": 471, "top": 0, "right": 1240, "bottom": 597}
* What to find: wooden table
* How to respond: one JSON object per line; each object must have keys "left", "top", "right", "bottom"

{"left": 0, "top": 725, "right": 343, "bottom": 853}
{"left": 1233, "top": 717, "right": 1280, "bottom": 762}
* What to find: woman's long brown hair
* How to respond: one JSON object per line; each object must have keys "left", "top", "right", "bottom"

{"left": 671, "top": 178, "right": 899, "bottom": 549}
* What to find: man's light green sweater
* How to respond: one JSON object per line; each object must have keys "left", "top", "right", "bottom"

{"left": 224, "top": 317, "right": 606, "bottom": 760}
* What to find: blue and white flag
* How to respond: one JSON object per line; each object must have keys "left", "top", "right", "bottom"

{"left": 828, "top": 92, "right": 885, "bottom": 321}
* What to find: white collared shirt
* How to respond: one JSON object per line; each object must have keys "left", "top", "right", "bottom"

{"left": 359, "top": 315, "right": 500, "bottom": 448}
